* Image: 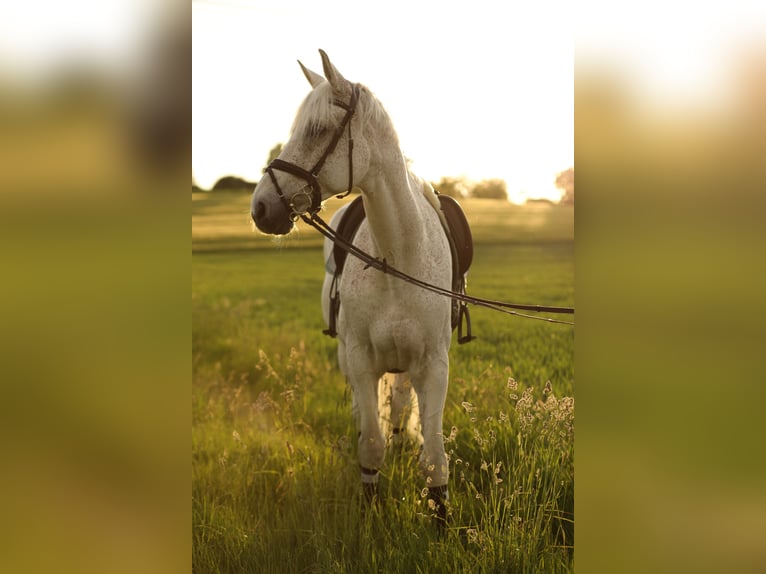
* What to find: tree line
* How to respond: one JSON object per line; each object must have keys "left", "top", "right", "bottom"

{"left": 193, "top": 143, "right": 573, "bottom": 204}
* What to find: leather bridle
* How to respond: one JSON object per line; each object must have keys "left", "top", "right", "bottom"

{"left": 262, "top": 81, "right": 575, "bottom": 326}
{"left": 264, "top": 83, "right": 360, "bottom": 220}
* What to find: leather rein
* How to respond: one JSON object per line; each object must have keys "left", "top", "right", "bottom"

{"left": 263, "top": 82, "right": 575, "bottom": 326}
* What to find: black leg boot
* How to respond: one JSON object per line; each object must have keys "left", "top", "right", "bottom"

{"left": 428, "top": 484, "right": 449, "bottom": 531}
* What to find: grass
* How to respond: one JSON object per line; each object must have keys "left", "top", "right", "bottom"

{"left": 192, "top": 191, "right": 574, "bottom": 572}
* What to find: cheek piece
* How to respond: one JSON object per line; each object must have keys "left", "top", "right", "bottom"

{"left": 264, "top": 83, "right": 360, "bottom": 219}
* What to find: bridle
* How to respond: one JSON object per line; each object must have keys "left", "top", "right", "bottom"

{"left": 264, "top": 83, "right": 360, "bottom": 220}
{"left": 261, "top": 81, "right": 575, "bottom": 326}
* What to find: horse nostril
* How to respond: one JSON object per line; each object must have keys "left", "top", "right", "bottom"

{"left": 252, "top": 200, "right": 266, "bottom": 223}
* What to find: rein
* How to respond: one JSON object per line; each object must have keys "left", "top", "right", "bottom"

{"left": 263, "top": 81, "right": 574, "bottom": 326}
{"left": 300, "top": 212, "right": 575, "bottom": 326}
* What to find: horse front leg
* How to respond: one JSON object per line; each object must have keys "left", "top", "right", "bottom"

{"left": 412, "top": 357, "right": 450, "bottom": 526}
{"left": 349, "top": 368, "right": 386, "bottom": 503}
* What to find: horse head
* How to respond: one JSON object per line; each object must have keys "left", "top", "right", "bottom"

{"left": 251, "top": 50, "right": 372, "bottom": 235}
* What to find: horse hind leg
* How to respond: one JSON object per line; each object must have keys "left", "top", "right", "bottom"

{"left": 379, "top": 372, "right": 421, "bottom": 448}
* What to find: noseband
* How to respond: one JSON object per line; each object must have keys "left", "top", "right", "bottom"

{"left": 264, "top": 83, "right": 360, "bottom": 220}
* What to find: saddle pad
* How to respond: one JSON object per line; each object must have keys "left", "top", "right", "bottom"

{"left": 332, "top": 195, "right": 366, "bottom": 272}
{"left": 331, "top": 193, "right": 473, "bottom": 277}
{"left": 437, "top": 195, "right": 473, "bottom": 276}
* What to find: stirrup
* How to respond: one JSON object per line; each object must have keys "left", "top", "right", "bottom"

{"left": 457, "top": 302, "right": 475, "bottom": 345}
{"left": 322, "top": 293, "right": 339, "bottom": 338}
{"left": 323, "top": 274, "right": 340, "bottom": 338}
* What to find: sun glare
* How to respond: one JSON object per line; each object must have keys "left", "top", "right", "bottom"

{"left": 192, "top": 1, "right": 573, "bottom": 202}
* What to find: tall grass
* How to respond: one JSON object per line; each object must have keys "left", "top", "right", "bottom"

{"left": 193, "top": 192, "right": 574, "bottom": 572}
{"left": 193, "top": 346, "right": 573, "bottom": 573}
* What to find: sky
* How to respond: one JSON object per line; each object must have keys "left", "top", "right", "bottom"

{"left": 0, "top": 0, "right": 161, "bottom": 81}
{"left": 576, "top": 1, "right": 766, "bottom": 114}
{"left": 1, "top": 1, "right": 760, "bottom": 202}
{"left": 192, "top": 0, "right": 574, "bottom": 203}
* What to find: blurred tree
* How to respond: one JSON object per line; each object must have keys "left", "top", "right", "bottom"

{"left": 128, "top": 22, "right": 191, "bottom": 174}
{"left": 432, "top": 176, "right": 468, "bottom": 198}
{"left": 471, "top": 178, "right": 508, "bottom": 200}
{"left": 212, "top": 175, "right": 256, "bottom": 192}
{"left": 555, "top": 167, "right": 574, "bottom": 204}
{"left": 266, "top": 143, "right": 283, "bottom": 169}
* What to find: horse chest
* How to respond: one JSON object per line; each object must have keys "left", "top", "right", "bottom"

{"left": 366, "top": 314, "right": 428, "bottom": 371}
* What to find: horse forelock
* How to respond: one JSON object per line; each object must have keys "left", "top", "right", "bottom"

{"left": 290, "top": 82, "right": 397, "bottom": 143}
{"left": 290, "top": 82, "right": 334, "bottom": 136}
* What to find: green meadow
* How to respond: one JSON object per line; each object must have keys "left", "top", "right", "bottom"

{"left": 192, "top": 191, "right": 574, "bottom": 572}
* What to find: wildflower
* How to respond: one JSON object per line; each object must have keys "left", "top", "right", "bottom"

{"left": 544, "top": 394, "right": 558, "bottom": 412}
{"left": 461, "top": 401, "right": 474, "bottom": 413}
{"left": 467, "top": 528, "right": 479, "bottom": 544}
{"left": 518, "top": 387, "right": 534, "bottom": 407}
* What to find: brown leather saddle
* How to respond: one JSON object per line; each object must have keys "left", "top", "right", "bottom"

{"left": 325, "top": 193, "right": 475, "bottom": 343}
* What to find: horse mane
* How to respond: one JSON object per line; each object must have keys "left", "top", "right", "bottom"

{"left": 290, "top": 82, "right": 397, "bottom": 143}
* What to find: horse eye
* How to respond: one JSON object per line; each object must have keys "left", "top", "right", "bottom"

{"left": 308, "top": 124, "right": 328, "bottom": 138}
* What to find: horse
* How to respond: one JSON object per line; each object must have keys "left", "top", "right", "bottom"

{"left": 251, "top": 50, "right": 453, "bottom": 523}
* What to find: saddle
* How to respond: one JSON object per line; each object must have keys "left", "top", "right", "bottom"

{"left": 324, "top": 193, "right": 475, "bottom": 344}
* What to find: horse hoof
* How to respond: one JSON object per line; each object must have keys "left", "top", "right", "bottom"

{"left": 428, "top": 485, "right": 449, "bottom": 531}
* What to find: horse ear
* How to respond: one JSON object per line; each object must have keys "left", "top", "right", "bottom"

{"left": 319, "top": 49, "right": 348, "bottom": 92}
{"left": 298, "top": 60, "right": 324, "bottom": 88}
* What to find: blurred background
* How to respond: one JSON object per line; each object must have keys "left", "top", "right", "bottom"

{"left": 2, "top": 0, "right": 766, "bottom": 572}
{"left": 0, "top": 1, "right": 189, "bottom": 195}
{"left": 0, "top": 1, "right": 189, "bottom": 573}
{"left": 576, "top": 2, "right": 766, "bottom": 572}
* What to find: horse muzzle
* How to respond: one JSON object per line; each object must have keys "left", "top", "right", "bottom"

{"left": 251, "top": 186, "right": 294, "bottom": 236}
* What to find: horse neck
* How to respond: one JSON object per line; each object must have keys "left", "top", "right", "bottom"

{"left": 357, "top": 146, "right": 434, "bottom": 271}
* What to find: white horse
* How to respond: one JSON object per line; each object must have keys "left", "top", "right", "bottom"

{"left": 251, "top": 50, "right": 452, "bottom": 523}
